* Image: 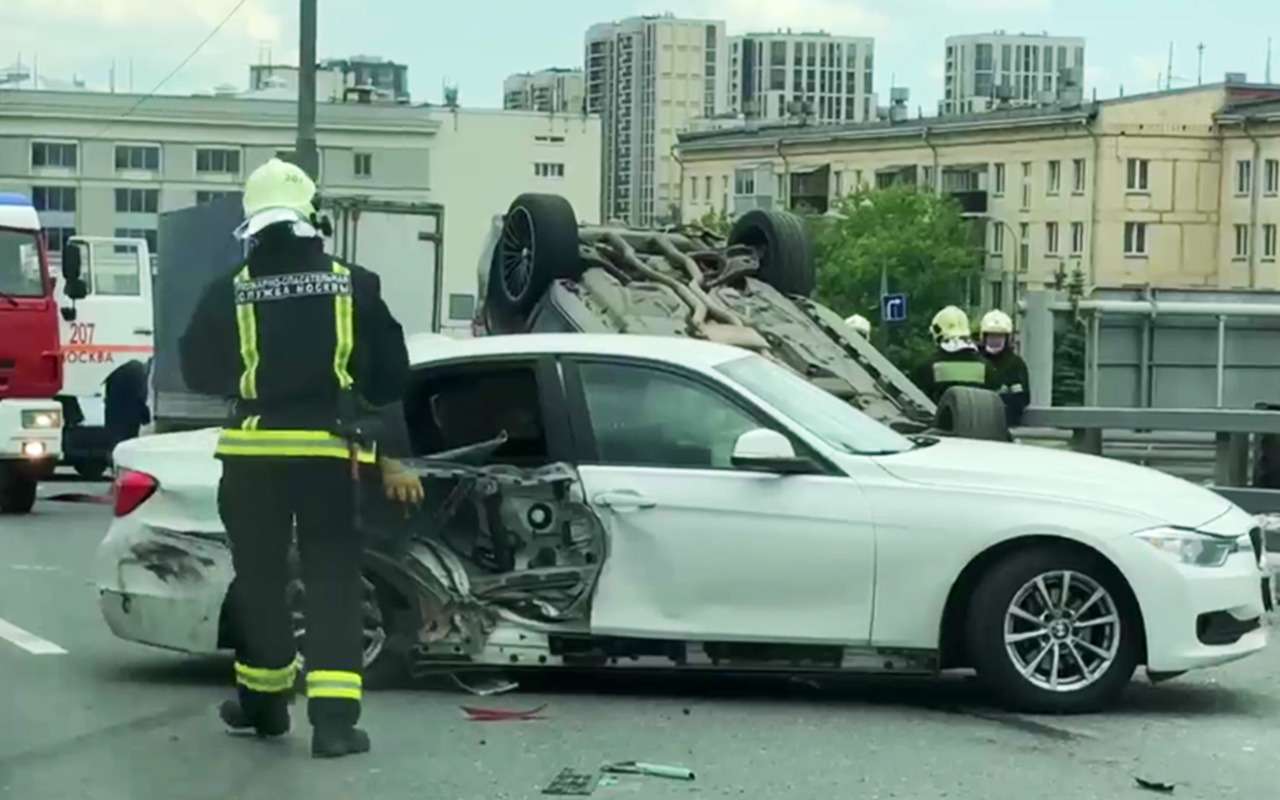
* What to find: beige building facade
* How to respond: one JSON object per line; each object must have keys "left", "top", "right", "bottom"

{"left": 675, "top": 83, "right": 1280, "bottom": 307}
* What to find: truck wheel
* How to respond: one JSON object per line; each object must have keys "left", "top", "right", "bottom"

{"left": 935, "top": 386, "right": 1010, "bottom": 441}
{"left": 966, "top": 545, "right": 1140, "bottom": 713}
{"left": 0, "top": 466, "right": 37, "bottom": 514}
{"left": 728, "top": 209, "right": 815, "bottom": 296}
{"left": 73, "top": 460, "right": 110, "bottom": 481}
{"left": 487, "top": 194, "right": 581, "bottom": 321}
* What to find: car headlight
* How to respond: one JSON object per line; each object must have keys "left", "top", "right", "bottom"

{"left": 21, "top": 409, "right": 62, "bottom": 430}
{"left": 1135, "top": 526, "right": 1238, "bottom": 567}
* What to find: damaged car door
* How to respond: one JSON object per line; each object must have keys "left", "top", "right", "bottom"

{"left": 567, "top": 357, "right": 877, "bottom": 645}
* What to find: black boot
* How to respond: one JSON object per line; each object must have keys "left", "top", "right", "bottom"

{"left": 220, "top": 696, "right": 290, "bottom": 737}
{"left": 311, "top": 726, "right": 371, "bottom": 759}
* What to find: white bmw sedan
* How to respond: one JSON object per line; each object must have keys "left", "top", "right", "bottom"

{"left": 96, "top": 334, "right": 1270, "bottom": 713}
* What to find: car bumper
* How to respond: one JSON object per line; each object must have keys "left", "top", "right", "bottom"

{"left": 94, "top": 515, "right": 232, "bottom": 655}
{"left": 0, "top": 398, "right": 64, "bottom": 463}
{"left": 1109, "top": 532, "right": 1269, "bottom": 673}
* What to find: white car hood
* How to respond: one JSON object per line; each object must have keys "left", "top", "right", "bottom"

{"left": 872, "top": 437, "right": 1233, "bottom": 530}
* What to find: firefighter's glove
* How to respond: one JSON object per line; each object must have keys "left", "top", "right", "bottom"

{"left": 381, "top": 458, "right": 425, "bottom": 510}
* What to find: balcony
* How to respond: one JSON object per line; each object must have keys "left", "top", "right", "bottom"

{"left": 948, "top": 190, "right": 989, "bottom": 215}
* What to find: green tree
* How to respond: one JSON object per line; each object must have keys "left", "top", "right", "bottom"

{"left": 696, "top": 208, "right": 731, "bottom": 237}
{"left": 812, "top": 186, "right": 983, "bottom": 372}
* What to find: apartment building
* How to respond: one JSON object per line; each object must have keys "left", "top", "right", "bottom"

{"left": 943, "top": 32, "right": 1085, "bottom": 115}
{"left": 728, "top": 30, "right": 876, "bottom": 124}
{"left": 0, "top": 89, "right": 600, "bottom": 333}
{"left": 503, "top": 68, "right": 586, "bottom": 114}
{"left": 586, "top": 14, "right": 728, "bottom": 226}
{"left": 675, "top": 82, "right": 1280, "bottom": 306}
{"left": 250, "top": 55, "right": 412, "bottom": 103}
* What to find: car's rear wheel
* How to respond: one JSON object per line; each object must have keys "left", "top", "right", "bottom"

{"left": 0, "top": 466, "right": 36, "bottom": 514}
{"left": 486, "top": 193, "right": 582, "bottom": 322}
{"left": 727, "top": 209, "right": 815, "bottom": 296}
{"left": 966, "top": 546, "right": 1140, "bottom": 713}
{"left": 288, "top": 573, "right": 404, "bottom": 690}
{"left": 935, "top": 386, "right": 1010, "bottom": 441}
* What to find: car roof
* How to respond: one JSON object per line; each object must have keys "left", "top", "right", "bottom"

{"left": 406, "top": 333, "right": 750, "bottom": 371}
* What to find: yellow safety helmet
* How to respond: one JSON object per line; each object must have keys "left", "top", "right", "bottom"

{"left": 980, "top": 309, "right": 1014, "bottom": 335}
{"left": 240, "top": 158, "right": 318, "bottom": 237}
{"left": 929, "top": 305, "right": 971, "bottom": 343}
{"left": 844, "top": 313, "right": 871, "bottom": 337}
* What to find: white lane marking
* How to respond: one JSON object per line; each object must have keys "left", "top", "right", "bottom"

{"left": 0, "top": 617, "right": 68, "bottom": 655}
{"left": 10, "top": 564, "right": 61, "bottom": 573}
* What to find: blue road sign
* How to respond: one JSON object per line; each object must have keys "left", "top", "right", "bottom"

{"left": 881, "top": 293, "right": 908, "bottom": 323}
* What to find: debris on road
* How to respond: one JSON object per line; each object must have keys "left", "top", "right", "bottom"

{"left": 1134, "top": 777, "right": 1176, "bottom": 794}
{"left": 602, "top": 761, "right": 695, "bottom": 781}
{"left": 461, "top": 703, "right": 548, "bottom": 722}
{"left": 451, "top": 673, "right": 520, "bottom": 696}
{"left": 543, "top": 768, "right": 600, "bottom": 796}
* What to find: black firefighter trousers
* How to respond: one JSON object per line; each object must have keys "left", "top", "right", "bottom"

{"left": 218, "top": 457, "right": 365, "bottom": 730}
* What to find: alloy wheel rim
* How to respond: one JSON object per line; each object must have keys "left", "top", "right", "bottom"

{"left": 1003, "top": 570, "right": 1121, "bottom": 693}
{"left": 500, "top": 207, "right": 535, "bottom": 300}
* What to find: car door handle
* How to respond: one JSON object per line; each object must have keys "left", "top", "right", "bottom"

{"left": 593, "top": 490, "right": 657, "bottom": 511}
{"left": 133, "top": 327, "right": 153, "bottom": 335}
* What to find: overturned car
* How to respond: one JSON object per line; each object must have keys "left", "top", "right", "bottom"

{"left": 474, "top": 193, "right": 1008, "bottom": 441}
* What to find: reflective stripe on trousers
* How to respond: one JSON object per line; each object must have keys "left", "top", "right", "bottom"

{"left": 306, "top": 669, "right": 362, "bottom": 701}
{"left": 932, "top": 360, "right": 987, "bottom": 386}
{"left": 235, "top": 656, "right": 300, "bottom": 694}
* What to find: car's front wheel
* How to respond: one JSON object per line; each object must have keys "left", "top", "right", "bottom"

{"left": 966, "top": 546, "right": 1140, "bottom": 713}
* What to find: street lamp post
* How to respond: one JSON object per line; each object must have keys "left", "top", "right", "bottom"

{"left": 992, "top": 218, "right": 1022, "bottom": 313}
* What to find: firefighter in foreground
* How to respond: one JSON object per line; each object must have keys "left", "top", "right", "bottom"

{"left": 979, "top": 309, "right": 1031, "bottom": 426}
{"left": 180, "top": 158, "right": 410, "bottom": 759}
{"left": 913, "top": 305, "right": 998, "bottom": 403}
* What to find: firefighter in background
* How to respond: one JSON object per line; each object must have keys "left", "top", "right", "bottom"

{"left": 180, "top": 158, "right": 410, "bottom": 759}
{"left": 979, "top": 309, "right": 1031, "bottom": 426}
{"left": 844, "top": 313, "right": 871, "bottom": 338}
{"left": 913, "top": 305, "right": 998, "bottom": 403}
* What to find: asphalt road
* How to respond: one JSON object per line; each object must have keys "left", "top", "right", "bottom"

{"left": 1, "top": 480, "right": 1276, "bottom": 800}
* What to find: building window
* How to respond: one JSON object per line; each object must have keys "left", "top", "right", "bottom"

{"left": 196, "top": 148, "right": 241, "bottom": 175}
{"left": 1126, "top": 158, "right": 1149, "bottom": 192}
{"left": 196, "top": 190, "right": 239, "bottom": 205}
{"left": 115, "top": 145, "right": 160, "bottom": 171}
{"left": 1124, "top": 222, "right": 1148, "bottom": 256}
{"left": 1234, "top": 224, "right": 1250, "bottom": 259}
{"left": 1264, "top": 224, "right": 1277, "bottom": 260}
{"left": 1020, "top": 162, "right": 1031, "bottom": 209}
{"left": 31, "top": 141, "right": 78, "bottom": 169}
{"left": 114, "top": 188, "right": 159, "bottom": 214}
{"left": 534, "top": 162, "right": 565, "bottom": 178}
{"left": 43, "top": 226, "right": 76, "bottom": 253}
{"left": 1046, "top": 222, "right": 1060, "bottom": 255}
{"left": 1047, "top": 160, "right": 1061, "bottom": 195}
{"left": 1072, "top": 158, "right": 1087, "bottom": 194}
{"left": 1266, "top": 159, "right": 1279, "bottom": 196}
{"left": 722, "top": 175, "right": 729, "bottom": 212}
{"left": 993, "top": 163, "right": 1006, "bottom": 196}
{"left": 31, "top": 186, "right": 76, "bottom": 212}
{"left": 354, "top": 153, "right": 373, "bottom": 178}
{"left": 1019, "top": 222, "right": 1029, "bottom": 268}
{"left": 704, "top": 176, "right": 711, "bottom": 203}
{"left": 991, "top": 223, "right": 1004, "bottom": 254}
{"left": 690, "top": 176, "right": 698, "bottom": 201}
{"left": 1235, "top": 160, "right": 1253, "bottom": 196}
{"left": 734, "top": 168, "right": 755, "bottom": 196}
{"left": 1071, "top": 222, "right": 1085, "bottom": 255}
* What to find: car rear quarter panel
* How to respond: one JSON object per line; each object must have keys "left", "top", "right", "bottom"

{"left": 857, "top": 468, "right": 1157, "bottom": 649}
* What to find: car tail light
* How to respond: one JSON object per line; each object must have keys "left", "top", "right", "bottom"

{"left": 113, "top": 469, "right": 158, "bottom": 517}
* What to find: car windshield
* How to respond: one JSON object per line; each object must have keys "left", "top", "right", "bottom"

{"left": 0, "top": 229, "right": 45, "bottom": 298}
{"left": 718, "top": 354, "right": 914, "bottom": 455}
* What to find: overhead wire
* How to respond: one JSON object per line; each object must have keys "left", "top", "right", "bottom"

{"left": 95, "top": 0, "right": 250, "bottom": 136}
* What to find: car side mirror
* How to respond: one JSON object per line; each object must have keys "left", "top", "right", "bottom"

{"left": 731, "top": 429, "right": 817, "bottom": 474}
{"left": 63, "top": 277, "right": 88, "bottom": 302}
{"left": 61, "top": 243, "right": 82, "bottom": 281}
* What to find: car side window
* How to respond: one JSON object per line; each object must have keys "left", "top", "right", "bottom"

{"left": 577, "top": 361, "right": 765, "bottom": 470}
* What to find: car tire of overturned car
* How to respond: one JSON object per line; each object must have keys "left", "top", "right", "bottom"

{"left": 965, "top": 545, "right": 1141, "bottom": 713}
{"left": 487, "top": 193, "right": 582, "bottom": 321}
{"left": 0, "top": 464, "right": 37, "bottom": 514}
{"left": 934, "top": 386, "right": 1010, "bottom": 442}
{"left": 727, "top": 208, "right": 816, "bottom": 296}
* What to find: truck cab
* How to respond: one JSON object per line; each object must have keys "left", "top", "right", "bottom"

{"left": 0, "top": 193, "right": 65, "bottom": 513}
{"left": 56, "top": 236, "right": 154, "bottom": 479}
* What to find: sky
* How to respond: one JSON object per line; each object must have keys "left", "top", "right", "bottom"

{"left": 2, "top": 0, "right": 1278, "bottom": 115}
